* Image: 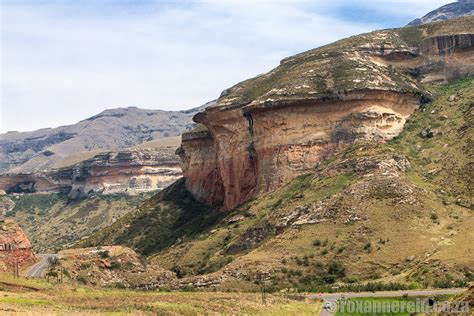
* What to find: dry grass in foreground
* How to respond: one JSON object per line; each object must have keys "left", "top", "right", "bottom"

{"left": 0, "top": 273, "right": 320, "bottom": 315}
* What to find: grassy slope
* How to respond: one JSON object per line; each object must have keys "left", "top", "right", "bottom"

{"left": 388, "top": 78, "right": 473, "bottom": 207}
{"left": 82, "top": 79, "right": 473, "bottom": 291}
{"left": 79, "top": 179, "right": 226, "bottom": 256}
{"left": 6, "top": 193, "right": 151, "bottom": 252}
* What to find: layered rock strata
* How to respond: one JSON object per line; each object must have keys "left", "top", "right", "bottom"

{"left": 180, "top": 92, "right": 420, "bottom": 210}
{"left": 0, "top": 149, "right": 181, "bottom": 196}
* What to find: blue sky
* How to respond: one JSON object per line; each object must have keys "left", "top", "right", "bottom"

{"left": 0, "top": 0, "right": 453, "bottom": 132}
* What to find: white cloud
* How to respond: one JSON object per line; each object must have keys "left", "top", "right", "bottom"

{"left": 0, "top": 0, "right": 453, "bottom": 132}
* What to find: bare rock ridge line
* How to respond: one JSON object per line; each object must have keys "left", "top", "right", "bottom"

{"left": 408, "top": 0, "right": 474, "bottom": 26}
{"left": 179, "top": 17, "right": 474, "bottom": 210}
{"left": 0, "top": 103, "right": 212, "bottom": 175}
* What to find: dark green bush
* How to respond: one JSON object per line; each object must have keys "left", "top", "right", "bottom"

{"left": 110, "top": 261, "right": 121, "bottom": 269}
{"left": 363, "top": 242, "right": 372, "bottom": 252}
{"left": 328, "top": 261, "right": 345, "bottom": 277}
{"left": 98, "top": 250, "right": 110, "bottom": 258}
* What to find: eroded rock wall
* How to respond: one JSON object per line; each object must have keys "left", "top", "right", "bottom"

{"left": 178, "top": 131, "right": 224, "bottom": 205}
{"left": 373, "top": 34, "right": 474, "bottom": 83}
{"left": 182, "top": 91, "right": 420, "bottom": 210}
{"left": 0, "top": 174, "right": 63, "bottom": 194}
{"left": 0, "top": 150, "right": 182, "bottom": 197}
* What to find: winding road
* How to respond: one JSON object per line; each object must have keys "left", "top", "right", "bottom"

{"left": 307, "top": 288, "right": 467, "bottom": 316}
{"left": 26, "top": 254, "right": 59, "bottom": 278}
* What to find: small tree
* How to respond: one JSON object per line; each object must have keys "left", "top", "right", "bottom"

{"left": 328, "top": 261, "right": 346, "bottom": 278}
{"left": 364, "top": 242, "right": 372, "bottom": 252}
{"left": 48, "top": 256, "right": 60, "bottom": 267}
{"left": 46, "top": 270, "right": 58, "bottom": 282}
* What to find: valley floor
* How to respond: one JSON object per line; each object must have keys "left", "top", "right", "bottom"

{"left": 0, "top": 274, "right": 320, "bottom": 315}
{"left": 2, "top": 273, "right": 471, "bottom": 315}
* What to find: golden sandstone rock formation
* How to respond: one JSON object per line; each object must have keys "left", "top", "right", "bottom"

{"left": 179, "top": 17, "right": 474, "bottom": 210}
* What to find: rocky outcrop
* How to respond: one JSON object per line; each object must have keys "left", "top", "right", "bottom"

{"left": 420, "top": 34, "right": 473, "bottom": 55}
{"left": 0, "top": 174, "right": 65, "bottom": 194}
{"left": 378, "top": 33, "right": 474, "bottom": 83}
{"left": 179, "top": 17, "right": 474, "bottom": 211}
{"left": 182, "top": 92, "right": 420, "bottom": 211}
{"left": 278, "top": 154, "right": 415, "bottom": 228}
{"left": 0, "top": 220, "right": 35, "bottom": 272}
{"left": 0, "top": 149, "right": 182, "bottom": 197}
{"left": 59, "top": 246, "right": 145, "bottom": 287}
{"left": 64, "top": 150, "right": 182, "bottom": 197}
{"left": 0, "top": 197, "right": 15, "bottom": 217}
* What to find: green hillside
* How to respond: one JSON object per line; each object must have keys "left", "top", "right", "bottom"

{"left": 4, "top": 193, "right": 151, "bottom": 252}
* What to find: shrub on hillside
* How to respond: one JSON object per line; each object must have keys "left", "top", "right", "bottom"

{"left": 76, "top": 275, "right": 88, "bottom": 284}
{"left": 98, "top": 250, "right": 110, "bottom": 258}
{"left": 110, "top": 261, "right": 121, "bottom": 269}
{"left": 328, "top": 261, "right": 346, "bottom": 277}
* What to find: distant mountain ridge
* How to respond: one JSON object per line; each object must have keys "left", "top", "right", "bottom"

{"left": 0, "top": 102, "right": 214, "bottom": 174}
{"left": 408, "top": 0, "right": 474, "bottom": 26}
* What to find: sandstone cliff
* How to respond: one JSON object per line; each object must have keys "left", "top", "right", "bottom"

{"left": 79, "top": 13, "right": 473, "bottom": 292}
{"left": 0, "top": 147, "right": 181, "bottom": 197}
{"left": 179, "top": 17, "right": 474, "bottom": 210}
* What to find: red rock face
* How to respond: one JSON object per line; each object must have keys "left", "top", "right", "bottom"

{"left": 181, "top": 91, "right": 421, "bottom": 210}
{"left": 179, "top": 131, "right": 224, "bottom": 205}
{"left": 0, "top": 220, "right": 35, "bottom": 271}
